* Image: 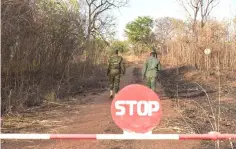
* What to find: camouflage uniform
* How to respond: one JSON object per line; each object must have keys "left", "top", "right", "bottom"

{"left": 142, "top": 53, "right": 161, "bottom": 92}
{"left": 107, "top": 50, "right": 125, "bottom": 98}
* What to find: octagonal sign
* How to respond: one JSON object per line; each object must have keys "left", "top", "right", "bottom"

{"left": 111, "top": 84, "right": 162, "bottom": 133}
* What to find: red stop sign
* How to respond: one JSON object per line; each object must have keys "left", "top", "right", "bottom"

{"left": 111, "top": 84, "right": 162, "bottom": 133}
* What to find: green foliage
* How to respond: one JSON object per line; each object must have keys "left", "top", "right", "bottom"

{"left": 125, "top": 16, "right": 154, "bottom": 44}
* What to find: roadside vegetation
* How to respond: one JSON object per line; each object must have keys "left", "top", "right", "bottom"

{"left": 1, "top": 0, "right": 236, "bottom": 148}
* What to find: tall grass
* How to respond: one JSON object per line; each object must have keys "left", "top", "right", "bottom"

{"left": 1, "top": 0, "right": 109, "bottom": 114}
{"left": 159, "top": 20, "right": 236, "bottom": 71}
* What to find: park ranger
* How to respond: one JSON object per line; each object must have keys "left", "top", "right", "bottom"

{"left": 107, "top": 48, "right": 125, "bottom": 98}
{"left": 142, "top": 49, "right": 161, "bottom": 92}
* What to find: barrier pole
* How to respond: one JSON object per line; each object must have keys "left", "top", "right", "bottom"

{"left": 1, "top": 133, "right": 236, "bottom": 140}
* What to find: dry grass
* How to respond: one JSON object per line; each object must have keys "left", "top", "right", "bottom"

{"left": 158, "top": 20, "right": 236, "bottom": 72}
{"left": 168, "top": 65, "right": 236, "bottom": 149}
{"left": 1, "top": 0, "right": 109, "bottom": 114}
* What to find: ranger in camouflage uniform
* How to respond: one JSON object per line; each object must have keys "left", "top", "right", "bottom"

{"left": 107, "top": 48, "right": 125, "bottom": 98}
{"left": 142, "top": 50, "right": 161, "bottom": 92}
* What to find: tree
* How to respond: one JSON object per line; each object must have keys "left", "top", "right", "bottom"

{"left": 177, "top": 0, "right": 220, "bottom": 30}
{"left": 1, "top": 0, "right": 116, "bottom": 113}
{"left": 234, "top": 17, "right": 236, "bottom": 41}
{"left": 154, "top": 17, "right": 185, "bottom": 45}
{"left": 83, "top": 0, "right": 129, "bottom": 42}
{"left": 111, "top": 40, "right": 129, "bottom": 53}
{"left": 177, "top": 0, "right": 220, "bottom": 70}
{"left": 177, "top": 0, "right": 200, "bottom": 33}
{"left": 125, "top": 16, "right": 154, "bottom": 44}
{"left": 200, "top": 0, "right": 220, "bottom": 28}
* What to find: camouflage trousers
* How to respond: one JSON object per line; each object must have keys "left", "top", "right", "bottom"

{"left": 109, "top": 74, "right": 120, "bottom": 93}
{"left": 146, "top": 76, "right": 156, "bottom": 92}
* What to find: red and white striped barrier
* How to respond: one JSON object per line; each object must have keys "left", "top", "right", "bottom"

{"left": 1, "top": 133, "right": 236, "bottom": 140}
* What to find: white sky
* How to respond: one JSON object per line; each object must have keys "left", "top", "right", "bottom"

{"left": 114, "top": 0, "right": 236, "bottom": 40}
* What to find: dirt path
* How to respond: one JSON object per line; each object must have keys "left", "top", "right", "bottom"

{"left": 2, "top": 65, "right": 200, "bottom": 149}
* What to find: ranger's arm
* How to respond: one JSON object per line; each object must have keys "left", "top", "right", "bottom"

{"left": 142, "top": 60, "right": 148, "bottom": 79}
{"left": 121, "top": 57, "right": 125, "bottom": 75}
{"left": 157, "top": 60, "right": 162, "bottom": 71}
{"left": 107, "top": 57, "right": 111, "bottom": 76}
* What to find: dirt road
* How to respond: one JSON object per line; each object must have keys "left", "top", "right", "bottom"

{"left": 2, "top": 65, "right": 200, "bottom": 149}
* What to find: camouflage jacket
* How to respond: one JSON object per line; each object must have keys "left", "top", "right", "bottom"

{"left": 142, "top": 56, "right": 161, "bottom": 78}
{"left": 107, "top": 55, "right": 125, "bottom": 76}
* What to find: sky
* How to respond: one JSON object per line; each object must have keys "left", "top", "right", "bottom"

{"left": 114, "top": 0, "right": 236, "bottom": 40}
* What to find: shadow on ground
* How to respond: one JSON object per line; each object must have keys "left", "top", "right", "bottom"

{"left": 158, "top": 66, "right": 216, "bottom": 99}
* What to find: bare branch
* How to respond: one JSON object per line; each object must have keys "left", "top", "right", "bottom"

{"left": 177, "top": 0, "right": 192, "bottom": 18}
{"left": 84, "top": 0, "right": 128, "bottom": 40}
{"left": 91, "top": 0, "right": 107, "bottom": 15}
{"left": 200, "top": 0, "right": 220, "bottom": 28}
